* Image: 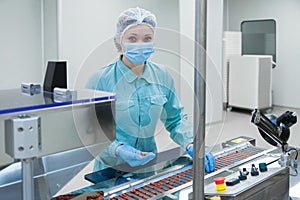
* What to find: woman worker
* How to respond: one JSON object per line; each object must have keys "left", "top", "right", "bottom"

{"left": 87, "top": 7, "right": 215, "bottom": 173}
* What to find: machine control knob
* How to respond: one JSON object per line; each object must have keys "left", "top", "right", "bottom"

{"left": 251, "top": 164, "right": 259, "bottom": 176}
{"left": 225, "top": 178, "right": 240, "bottom": 186}
{"left": 238, "top": 171, "right": 247, "bottom": 180}
{"left": 242, "top": 168, "right": 249, "bottom": 175}
{"left": 213, "top": 177, "right": 226, "bottom": 191}
{"left": 259, "top": 162, "right": 268, "bottom": 172}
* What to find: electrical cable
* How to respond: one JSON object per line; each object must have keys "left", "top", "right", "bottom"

{"left": 286, "top": 148, "right": 298, "bottom": 159}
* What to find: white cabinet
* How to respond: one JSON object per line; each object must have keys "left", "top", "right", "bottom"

{"left": 223, "top": 31, "right": 242, "bottom": 105}
{"left": 228, "top": 55, "right": 272, "bottom": 110}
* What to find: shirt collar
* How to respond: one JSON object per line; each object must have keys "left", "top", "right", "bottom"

{"left": 141, "top": 62, "right": 153, "bottom": 83}
{"left": 117, "top": 57, "right": 153, "bottom": 83}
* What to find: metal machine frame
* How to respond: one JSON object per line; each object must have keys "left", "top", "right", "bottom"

{"left": 0, "top": 89, "right": 116, "bottom": 200}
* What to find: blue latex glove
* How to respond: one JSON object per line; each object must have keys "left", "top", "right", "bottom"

{"left": 187, "top": 144, "right": 216, "bottom": 173}
{"left": 116, "top": 144, "right": 156, "bottom": 167}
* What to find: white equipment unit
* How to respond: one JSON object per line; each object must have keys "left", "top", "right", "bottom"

{"left": 222, "top": 31, "right": 242, "bottom": 105}
{"left": 228, "top": 55, "right": 272, "bottom": 110}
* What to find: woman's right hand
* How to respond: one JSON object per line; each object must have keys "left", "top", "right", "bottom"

{"left": 116, "top": 144, "right": 156, "bottom": 167}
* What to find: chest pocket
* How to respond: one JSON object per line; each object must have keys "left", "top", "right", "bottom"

{"left": 137, "top": 95, "right": 168, "bottom": 127}
{"left": 150, "top": 95, "right": 168, "bottom": 106}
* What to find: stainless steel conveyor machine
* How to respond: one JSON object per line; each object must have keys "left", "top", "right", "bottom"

{"left": 0, "top": 88, "right": 116, "bottom": 199}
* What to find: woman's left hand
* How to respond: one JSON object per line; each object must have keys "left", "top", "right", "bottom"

{"left": 187, "top": 144, "right": 216, "bottom": 173}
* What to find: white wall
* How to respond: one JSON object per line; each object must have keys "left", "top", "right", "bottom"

{"left": 225, "top": 0, "right": 300, "bottom": 108}
{"left": 0, "top": 0, "right": 43, "bottom": 90}
{"left": 207, "top": 0, "right": 224, "bottom": 123}
{"left": 43, "top": 0, "right": 58, "bottom": 67}
{"left": 179, "top": 0, "right": 223, "bottom": 124}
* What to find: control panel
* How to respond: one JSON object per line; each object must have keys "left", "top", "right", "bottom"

{"left": 206, "top": 163, "right": 289, "bottom": 198}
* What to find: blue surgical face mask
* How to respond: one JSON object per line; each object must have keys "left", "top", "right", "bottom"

{"left": 123, "top": 42, "right": 154, "bottom": 64}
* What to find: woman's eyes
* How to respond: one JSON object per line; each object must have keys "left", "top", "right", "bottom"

{"left": 144, "top": 37, "right": 153, "bottom": 42}
{"left": 126, "top": 36, "right": 152, "bottom": 43}
{"left": 128, "top": 36, "right": 137, "bottom": 42}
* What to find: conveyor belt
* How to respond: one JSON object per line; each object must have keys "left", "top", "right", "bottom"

{"left": 214, "top": 145, "right": 264, "bottom": 170}
{"left": 107, "top": 145, "right": 265, "bottom": 200}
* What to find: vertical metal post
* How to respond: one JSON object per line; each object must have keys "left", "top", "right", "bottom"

{"left": 5, "top": 114, "right": 41, "bottom": 200}
{"left": 193, "top": 0, "right": 207, "bottom": 199}
{"left": 22, "top": 158, "right": 34, "bottom": 200}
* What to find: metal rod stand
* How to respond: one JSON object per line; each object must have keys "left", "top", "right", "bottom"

{"left": 193, "top": 0, "right": 207, "bottom": 199}
{"left": 22, "top": 158, "right": 34, "bottom": 200}
{"left": 5, "top": 114, "right": 41, "bottom": 200}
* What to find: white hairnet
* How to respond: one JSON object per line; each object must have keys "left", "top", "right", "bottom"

{"left": 114, "top": 7, "right": 157, "bottom": 52}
